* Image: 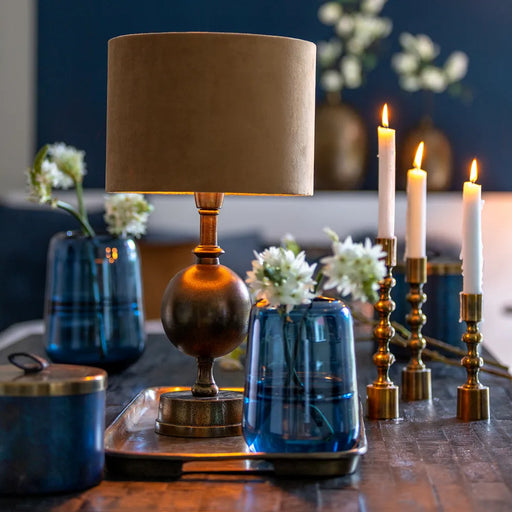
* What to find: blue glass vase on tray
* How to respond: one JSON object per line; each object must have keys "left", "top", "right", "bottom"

{"left": 242, "top": 233, "right": 386, "bottom": 454}
{"left": 243, "top": 297, "right": 359, "bottom": 453}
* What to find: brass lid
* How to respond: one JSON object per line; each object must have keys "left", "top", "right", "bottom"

{"left": 0, "top": 353, "right": 107, "bottom": 397}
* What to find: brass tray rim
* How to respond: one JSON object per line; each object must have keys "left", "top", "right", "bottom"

{"left": 105, "top": 386, "right": 367, "bottom": 466}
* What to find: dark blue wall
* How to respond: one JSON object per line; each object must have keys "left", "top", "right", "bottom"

{"left": 37, "top": 0, "right": 512, "bottom": 191}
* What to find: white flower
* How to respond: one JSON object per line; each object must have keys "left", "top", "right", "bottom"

{"left": 353, "top": 14, "right": 385, "bottom": 45}
{"left": 391, "top": 52, "right": 419, "bottom": 75}
{"left": 420, "top": 66, "right": 447, "bottom": 92}
{"left": 361, "top": 0, "right": 387, "bottom": 15}
{"left": 346, "top": 36, "right": 366, "bottom": 55}
{"left": 444, "top": 51, "right": 468, "bottom": 82}
{"left": 341, "top": 55, "right": 362, "bottom": 88}
{"left": 335, "top": 15, "right": 354, "bottom": 38}
{"left": 414, "top": 34, "right": 440, "bottom": 61}
{"left": 104, "top": 193, "right": 154, "bottom": 238}
{"left": 318, "top": 40, "right": 343, "bottom": 67}
{"left": 246, "top": 247, "right": 317, "bottom": 312}
{"left": 374, "top": 17, "right": 392, "bottom": 38}
{"left": 46, "top": 142, "right": 86, "bottom": 183}
{"left": 398, "top": 33, "right": 439, "bottom": 62}
{"left": 398, "top": 32, "right": 417, "bottom": 53}
{"left": 399, "top": 75, "right": 421, "bottom": 92}
{"left": 394, "top": 32, "right": 468, "bottom": 94}
{"left": 41, "top": 160, "right": 74, "bottom": 189}
{"left": 318, "top": 2, "right": 343, "bottom": 25}
{"left": 320, "top": 70, "right": 344, "bottom": 92}
{"left": 320, "top": 229, "right": 386, "bottom": 303}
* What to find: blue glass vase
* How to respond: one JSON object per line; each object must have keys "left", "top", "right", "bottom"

{"left": 243, "top": 297, "right": 359, "bottom": 453}
{"left": 44, "top": 231, "right": 145, "bottom": 369}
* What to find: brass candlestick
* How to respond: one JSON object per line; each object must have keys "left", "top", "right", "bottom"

{"left": 457, "top": 293, "right": 489, "bottom": 421}
{"left": 401, "top": 257, "right": 432, "bottom": 401}
{"left": 367, "top": 237, "right": 399, "bottom": 419}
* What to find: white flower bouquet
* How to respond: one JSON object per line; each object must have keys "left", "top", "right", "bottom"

{"left": 317, "top": 0, "right": 392, "bottom": 94}
{"left": 246, "top": 228, "right": 386, "bottom": 311}
{"left": 28, "top": 143, "right": 153, "bottom": 238}
{"left": 392, "top": 32, "right": 469, "bottom": 96}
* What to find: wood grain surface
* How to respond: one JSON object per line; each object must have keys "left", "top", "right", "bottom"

{"left": 1, "top": 331, "right": 511, "bottom": 511}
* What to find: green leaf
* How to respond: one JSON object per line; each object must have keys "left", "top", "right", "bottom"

{"left": 33, "top": 144, "right": 49, "bottom": 173}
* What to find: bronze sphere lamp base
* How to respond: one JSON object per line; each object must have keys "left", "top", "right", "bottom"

{"left": 156, "top": 192, "right": 251, "bottom": 437}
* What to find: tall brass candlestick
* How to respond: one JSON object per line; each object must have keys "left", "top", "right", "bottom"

{"left": 367, "top": 237, "right": 399, "bottom": 419}
{"left": 457, "top": 293, "right": 489, "bottom": 421}
{"left": 402, "top": 258, "right": 431, "bottom": 401}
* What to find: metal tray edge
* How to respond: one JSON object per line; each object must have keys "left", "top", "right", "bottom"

{"left": 105, "top": 386, "right": 367, "bottom": 478}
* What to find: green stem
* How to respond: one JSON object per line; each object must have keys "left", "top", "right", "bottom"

{"left": 313, "top": 271, "right": 325, "bottom": 295}
{"left": 74, "top": 180, "right": 93, "bottom": 236}
{"left": 87, "top": 238, "right": 108, "bottom": 359}
{"left": 56, "top": 200, "right": 96, "bottom": 237}
{"left": 280, "top": 305, "right": 335, "bottom": 438}
{"left": 75, "top": 180, "right": 86, "bottom": 221}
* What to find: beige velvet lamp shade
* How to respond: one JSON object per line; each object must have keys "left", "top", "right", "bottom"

{"left": 105, "top": 32, "right": 316, "bottom": 195}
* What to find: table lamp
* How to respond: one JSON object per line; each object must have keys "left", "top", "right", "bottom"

{"left": 105, "top": 32, "right": 315, "bottom": 437}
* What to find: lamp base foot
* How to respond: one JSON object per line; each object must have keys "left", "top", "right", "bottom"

{"left": 155, "top": 390, "right": 243, "bottom": 437}
{"left": 457, "top": 386, "right": 490, "bottom": 421}
{"left": 366, "top": 384, "right": 399, "bottom": 419}
{"left": 401, "top": 368, "right": 432, "bottom": 401}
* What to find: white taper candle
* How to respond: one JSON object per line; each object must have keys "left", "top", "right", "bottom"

{"left": 461, "top": 159, "right": 483, "bottom": 294}
{"left": 377, "top": 104, "right": 396, "bottom": 238}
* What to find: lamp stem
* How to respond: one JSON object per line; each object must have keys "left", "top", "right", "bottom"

{"left": 194, "top": 192, "right": 225, "bottom": 261}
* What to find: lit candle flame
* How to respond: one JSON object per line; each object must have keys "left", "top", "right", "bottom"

{"left": 470, "top": 158, "right": 478, "bottom": 183}
{"left": 382, "top": 104, "right": 389, "bottom": 128}
{"left": 414, "top": 142, "right": 424, "bottom": 169}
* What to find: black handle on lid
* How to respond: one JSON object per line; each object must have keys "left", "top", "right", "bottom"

{"left": 8, "top": 353, "right": 50, "bottom": 373}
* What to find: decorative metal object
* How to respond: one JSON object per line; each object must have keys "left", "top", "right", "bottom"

{"left": 401, "top": 257, "right": 432, "bottom": 401}
{"left": 457, "top": 293, "right": 490, "bottom": 421}
{"left": 399, "top": 116, "right": 453, "bottom": 191}
{"left": 106, "top": 387, "right": 368, "bottom": 479}
{"left": 367, "top": 237, "right": 399, "bottom": 419}
{"left": 105, "top": 32, "right": 316, "bottom": 437}
{"left": 314, "top": 92, "right": 368, "bottom": 190}
{"left": 156, "top": 192, "right": 250, "bottom": 436}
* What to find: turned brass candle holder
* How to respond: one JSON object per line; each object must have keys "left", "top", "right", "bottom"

{"left": 401, "top": 257, "right": 432, "bottom": 401}
{"left": 367, "top": 237, "right": 399, "bottom": 419}
{"left": 457, "top": 293, "right": 490, "bottom": 421}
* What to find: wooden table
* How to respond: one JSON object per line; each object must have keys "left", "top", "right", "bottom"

{"left": 1, "top": 330, "right": 511, "bottom": 512}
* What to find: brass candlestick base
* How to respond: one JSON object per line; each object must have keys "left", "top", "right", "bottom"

{"left": 402, "top": 257, "right": 432, "bottom": 401}
{"left": 457, "top": 293, "right": 489, "bottom": 421}
{"left": 367, "top": 237, "right": 399, "bottom": 419}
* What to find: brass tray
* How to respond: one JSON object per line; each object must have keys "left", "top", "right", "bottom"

{"left": 105, "top": 386, "right": 367, "bottom": 479}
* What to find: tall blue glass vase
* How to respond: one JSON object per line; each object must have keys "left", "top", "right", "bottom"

{"left": 243, "top": 297, "right": 359, "bottom": 453}
{"left": 44, "top": 231, "right": 145, "bottom": 369}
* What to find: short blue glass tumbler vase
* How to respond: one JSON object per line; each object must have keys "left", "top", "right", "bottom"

{"left": 243, "top": 297, "right": 360, "bottom": 453}
{"left": 44, "top": 231, "right": 145, "bottom": 370}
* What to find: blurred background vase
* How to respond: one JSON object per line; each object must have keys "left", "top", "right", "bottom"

{"left": 243, "top": 297, "right": 359, "bottom": 453}
{"left": 44, "top": 231, "right": 145, "bottom": 370}
{"left": 399, "top": 116, "right": 453, "bottom": 191}
{"left": 314, "top": 92, "right": 368, "bottom": 190}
